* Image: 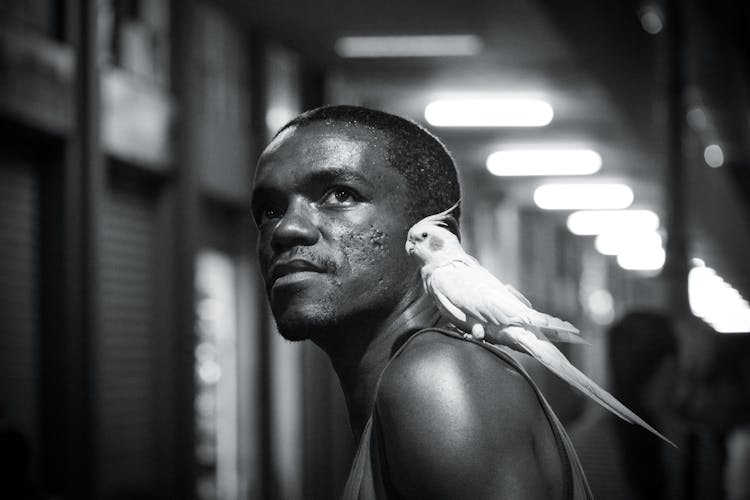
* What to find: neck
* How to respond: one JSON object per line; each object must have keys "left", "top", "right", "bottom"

{"left": 313, "top": 288, "right": 441, "bottom": 441}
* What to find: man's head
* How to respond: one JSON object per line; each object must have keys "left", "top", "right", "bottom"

{"left": 608, "top": 311, "right": 678, "bottom": 412}
{"left": 277, "top": 105, "right": 461, "bottom": 223}
{"left": 251, "top": 105, "right": 460, "bottom": 341}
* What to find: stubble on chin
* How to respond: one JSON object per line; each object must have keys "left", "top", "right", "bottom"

{"left": 271, "top": 297, "right": 338, "bottom": 342}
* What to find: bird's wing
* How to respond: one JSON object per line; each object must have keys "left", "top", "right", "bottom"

{"left": 431, "top": 287, "right": 467, "bottom": 323}
{"left": 429, "top": 263, "right": 514, "bottom": 325}
{"left": 503, "top": 284, "right": 585, "bottom": 341}
{"left": 503, "top": 326, "right": 676, "bottom": 447}
{"left": 431, "top": 261, "right": 581, "bottom": 339}
{"left": 538, "top": 325, "right": 589, "bottom": 344}
{"left": 505, "top": 284, "right": 532, "bottom": 308}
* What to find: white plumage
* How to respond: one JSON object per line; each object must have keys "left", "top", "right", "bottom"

{"left": 405, "top": 204, "right": 675, "bottom": 447}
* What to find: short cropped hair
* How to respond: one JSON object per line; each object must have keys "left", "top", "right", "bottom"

{"left": 276, "top": 105, "right": 461, "bottom": 224}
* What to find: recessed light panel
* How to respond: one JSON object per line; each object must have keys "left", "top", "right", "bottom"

{"left": 487, "top": 149, "right": 601, "bottom": 176}
{"left": 534, "top": 184, "right": 633, "bottom": 210}
{"left": 566, "top": 210, "right": 660, "bottom": 235}
{"left": 335, "top": 35, "right": 482, "bottom": 58}
{"left": 425, "top": 99, "right": 553, "bottom": 127}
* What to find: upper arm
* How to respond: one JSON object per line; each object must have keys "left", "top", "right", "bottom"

{"left": 376, "top": 335, "right": 563, "bottom": 500}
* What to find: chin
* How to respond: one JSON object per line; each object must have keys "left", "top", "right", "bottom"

{"left": 271, "top": 302, "right": 337, "bottom": 342}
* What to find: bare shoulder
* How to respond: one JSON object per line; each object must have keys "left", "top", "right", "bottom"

{"left": 376, "top": 331, "right": 564, "bottom": 500}
{"left": 378, "top": 331, "right": 543, "bottom": 432}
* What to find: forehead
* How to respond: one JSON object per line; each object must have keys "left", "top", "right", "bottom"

{"left": 255, "top": 122, "right": 392, "bottom": 184}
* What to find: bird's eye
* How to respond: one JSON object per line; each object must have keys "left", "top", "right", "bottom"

{"left": 421, "top": 232, "right": 428, "bottom": 238}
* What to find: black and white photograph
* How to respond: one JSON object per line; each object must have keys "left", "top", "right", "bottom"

{"left": 1, "top": 0, "right": 749, "bottom": 499}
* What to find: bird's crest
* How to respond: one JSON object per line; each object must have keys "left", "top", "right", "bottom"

{"left": 418, "top": 200, "right": 461, "bottom": 238}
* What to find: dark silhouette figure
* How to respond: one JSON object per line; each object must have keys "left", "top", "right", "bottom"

{"left": 609, "top": 312, "right": 678, "bottom": 500}
{"left": 571, "top": 311, "right": 679, "bottom": 500}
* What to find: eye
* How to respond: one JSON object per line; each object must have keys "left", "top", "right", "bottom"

{"left": 321, "top": 186, "right": 359, "bottom": 207}
{"left": 255, "top": 205, "right": 283, "bottom": 225}
{"left": 421, "top": 232, "right": 428, "bottom": 239}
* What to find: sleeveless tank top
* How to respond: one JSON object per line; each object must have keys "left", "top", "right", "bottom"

{"left": 341, "top": 327, "right": 594, "bottom": 500}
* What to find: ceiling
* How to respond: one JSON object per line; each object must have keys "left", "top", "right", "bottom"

{"left": 226, "top": 0, "right": 750, "bottom": 217}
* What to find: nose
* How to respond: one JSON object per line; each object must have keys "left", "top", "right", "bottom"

{"left": 270, "top": 198, "right": 319, "bottom": 253}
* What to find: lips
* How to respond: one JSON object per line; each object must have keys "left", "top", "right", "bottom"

{"left": 269, "top": 259, "right": 325, "bottom": 284}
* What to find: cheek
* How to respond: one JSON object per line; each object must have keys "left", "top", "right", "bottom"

{"left": 337, "top": 225, "right": 409, "bottom": 285}
{"left": 369, "top": 227, "right": 386, "bottom": 250}
{"left": 256, "top": 228, "right": 275, "bottom": 270}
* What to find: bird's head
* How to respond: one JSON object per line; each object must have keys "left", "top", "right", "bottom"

{"left": 405, "top": 201, "right": 462, "bottom": 265}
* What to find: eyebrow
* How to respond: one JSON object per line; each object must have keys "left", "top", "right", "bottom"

{"left": 303, "top": 167, "right": 376, "bottom": 190}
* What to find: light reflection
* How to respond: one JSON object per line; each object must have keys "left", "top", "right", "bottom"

{"left": 639, "top": 5, "right": 664, "bottom": 35}
{"left": 195, "top": 342, "right": 216, "bottom": 363}
{"left": 587, "top": 289, "right": 615, "bottom": 325}
{"left": 266, "top": 106, "right": 297, "bottom": 133}
{"left": 704, "top": 144, "right": 725, "bottom": 168}
{"left": 198, "top": 298, "right": 223, "bottom": 321}
{"left": 689, "top": 264, "right": 750, "bottom": 333}
{"left": 687, "top": 107, "right": 708, "bottom": 131}
{"left": 198, "top": 360, "right": 222, "bottom": 384}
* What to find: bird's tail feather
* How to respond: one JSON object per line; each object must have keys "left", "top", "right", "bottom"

{"left": 505, "top": 326, "right": 677, "bottom": 448}
{"left": 539, "top": 313, "right": 580, "bottom": 333}
{"left": 525, "top": 312, "right": 589, "bottom": 344}
{"left": 525, "top": 310, "right": 580, "bottom": 334}
{"left": 538, "top": 326, "right": 590, "bottom": 345}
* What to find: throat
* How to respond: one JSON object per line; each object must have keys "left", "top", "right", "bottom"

{"left": 319, "top": 291, "right": 441, "bottom": 441}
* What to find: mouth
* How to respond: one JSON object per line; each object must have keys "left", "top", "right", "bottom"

{"left": 405, "top": 241, "right": 415, "bottom": 255}
{"left": 269, "top": 259, "right": 326, "bottom": 285}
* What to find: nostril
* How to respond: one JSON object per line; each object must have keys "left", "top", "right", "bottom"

{"left": 270, "top": 210, "right": 319, "bottom": 252}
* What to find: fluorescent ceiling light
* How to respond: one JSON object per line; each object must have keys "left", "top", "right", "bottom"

{"left": 335, "top": 35, "right": 482, "bottom": 58}
{"left": 425, "top": 99, "right": 553, "bottom": 127}
{"left": 534, "top": 184, "right": 633, "bottom": 210}
{"left": 595, "top": 230, "right": 662, "bottom": 256}
{"left": 689, "top": 264, "right": 750, "bottom": 333}
{"left": 566, "top": 209, "right": 660, "bottom": 235}
{"left": 599, "top": 228, "right": 666, "bottom": 272}
{"left": 487, "top": 149, "right": 602, "bottom": 176}
{"left": 617, "top": 245, "right": 665, "bottom": 271}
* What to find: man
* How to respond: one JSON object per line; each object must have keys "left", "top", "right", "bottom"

{"left": 251, "top": 105, "right": 591, "bottom": 499}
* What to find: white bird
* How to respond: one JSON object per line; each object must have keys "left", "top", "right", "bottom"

{"left": 405, "top": 203, "right": 676, "bottom": 447}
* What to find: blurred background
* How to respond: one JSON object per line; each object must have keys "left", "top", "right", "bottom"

{"left": 0, "top": 0, "right": 749, "bottom": 499}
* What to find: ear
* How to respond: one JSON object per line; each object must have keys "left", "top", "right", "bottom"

{"left": 442, "top": 216, "right": 461, "bottom": 242}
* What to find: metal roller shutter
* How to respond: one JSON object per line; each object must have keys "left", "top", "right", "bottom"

{"left": 0, "top": 159, "right": 40, "bottom": 455}
{"left": 98, "top": 181, "right": 158, "bottom": 498}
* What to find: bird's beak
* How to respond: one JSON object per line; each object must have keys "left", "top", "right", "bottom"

{"left": 405, "top": 240, "right": 415, "bottom": 255}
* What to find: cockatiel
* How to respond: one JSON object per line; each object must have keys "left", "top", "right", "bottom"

{"left": 405, "top": 203, "right": 676, "bottom": 447}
